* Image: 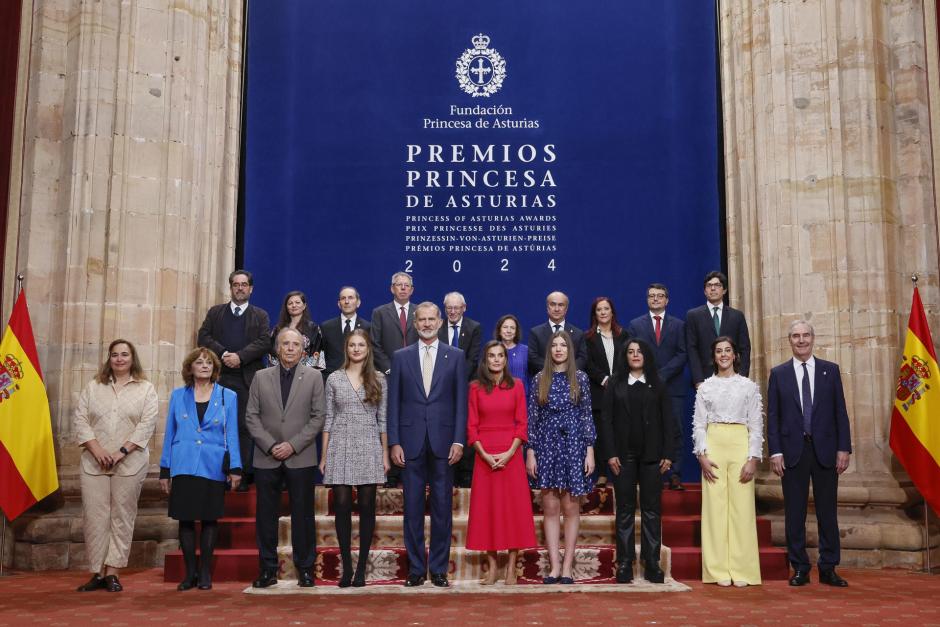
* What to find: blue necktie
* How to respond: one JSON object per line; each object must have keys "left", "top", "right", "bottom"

{"left": 801, "top": 362, "right": 813, "bottom": 435}
{"left": 712, "top": 306, "right": 720, "bottom": 335}
{"left": 451, "top": 325, "right": 459, "bottom": 347}
{"left": 233, "top": 305, "right": 242, "bottom": 317}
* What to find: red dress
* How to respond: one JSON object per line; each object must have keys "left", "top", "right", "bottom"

{"left": 465, "top": 379, "right": 537, "bottom": 551}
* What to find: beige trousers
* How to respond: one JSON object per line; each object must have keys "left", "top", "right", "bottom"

{"left": 79, "top": 463, "right": 147, "bottom": 573}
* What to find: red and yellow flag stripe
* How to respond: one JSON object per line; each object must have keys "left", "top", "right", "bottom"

{"left": 889, "top": 287, "right": 940, "bottom": 516}
{"left": 0, "top": 291, "right": 58, "bottom": 520}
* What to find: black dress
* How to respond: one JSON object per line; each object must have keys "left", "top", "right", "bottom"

{"left": 167, "top": 401, "right": 227, "bottom": 521}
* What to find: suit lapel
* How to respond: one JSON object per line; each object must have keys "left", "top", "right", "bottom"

{"left": 284, "top": 367, "right": 303, "bottom": 413}
{"left": 786, "top": 363, "right": 802, "bottom": 413}
{"left": 406, "top": 344, "right": 424, "bottom": 396}
{"left": 428, "top": 344, "right": 448, "bottom": 397}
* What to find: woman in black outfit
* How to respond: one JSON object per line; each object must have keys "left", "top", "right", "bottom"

{"left": 269, "top": 290, "right": 323, "bottom": 368}
{"left": 599, "top": 338, "right": 675, "bottom": 584}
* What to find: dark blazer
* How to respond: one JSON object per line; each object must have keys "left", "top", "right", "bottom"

{"left": 626, "top": 313, "right": 688, "bottom": 398}
{"left": 370, "top": 302, "right": 418, "bottom": 374}
{"left": 387, "top": 342, "right": 468, "bottom": 460}
{"left": 685, "top": 303, "right": 751, "bottom": 385}
{"left": 197, "top": 303, "right": 271, "bottom": 388}
{"left": 767, "top": 357, "right": 852, "bottom": 468}
{"left": 437, "top": 316, "right": 482, "bottom": 379}
{"left": 319, "top": 315, "right": 371, "bottom": 378}
{"left": 583, "top": 331, "right": 628, "bottom": 411}
{"left": 599, "top": 375, "right": 677, "bottom": 463}
{"left": 527, "top": 321, "right": 588, "bottom": 376}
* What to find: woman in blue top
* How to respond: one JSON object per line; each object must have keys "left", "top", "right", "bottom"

{"left": 159, "top": 348, "right": 241, "bottom": 591}
{"left": 494, "top": 314, "right": 529, "bottom": 397}
{"left": 526, "top": 331, "right": 596, "bottom": 584}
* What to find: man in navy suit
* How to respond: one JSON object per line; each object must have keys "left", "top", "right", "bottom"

{"left": 528, "top": 291, "right": 588, "bottom": 376}
{"left": 685, "top": 271, "right": 751, "bottom": 387}
{"left": 320, "top": 286, "right": 371, "bottom": 380}
{"left": 626, "top": 283, "right": 687, "bottom": 490}
{"left": 767, "top": 320, "right": 852, "bottom": 588}
{"left": 388, "top": 302, "right": 468, "bottom": 588}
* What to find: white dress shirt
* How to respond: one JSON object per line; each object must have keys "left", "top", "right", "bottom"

{"left": 447, "top": 317, "right": 464, "bottom": 345}
{"left": 792, "top": 355, "right": 816, "bottom": 410}
{"left": 706, "top": 301, "right": 723, "bottom": 327}
{"left": 230, "top": 301, "right": 249, "bottom": 315}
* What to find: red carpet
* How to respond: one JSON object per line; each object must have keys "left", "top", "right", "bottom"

{"left": 1, "top": 568, "right": 939, "bottom": 625}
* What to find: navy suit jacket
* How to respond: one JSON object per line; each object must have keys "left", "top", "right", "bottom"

{"left": 626, "top": 313, "right": 688, "bottom": 398}
{"left": 767, "top": 357, "right": 852, "bottom": 468}
{"left": 320, "top": 315, "right": 371, "bottom": 378}
{"left": 527, "top": 322, "right": 588, "bottom": 376}
{"left": 371, "top": 302, "right": 418, "bottom": 374}
{"left": 685, "top": 303, "right": 751, "bottom": 385}
{"left": 387, "top": 342, "right": 468, "bottom": 460}
{"left": 437, "top": 316, "right": 482, "bottom": 379}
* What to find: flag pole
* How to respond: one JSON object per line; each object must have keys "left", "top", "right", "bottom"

{"left": 910, "top": 273, "right": 935, "bottom": 575}
{"left": 0, "top": 274, "right": 26, "bottom": 577}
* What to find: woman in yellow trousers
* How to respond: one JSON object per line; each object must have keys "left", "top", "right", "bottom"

{"left": 692, "top": 336, "right": 763, "bottom": 587}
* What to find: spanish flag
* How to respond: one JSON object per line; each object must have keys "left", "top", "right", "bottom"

{"left": 890, "top": 286, "right": 940, "bottom": 516}
{"left": 0, "top": 291, "right": 58, "bottom": 520}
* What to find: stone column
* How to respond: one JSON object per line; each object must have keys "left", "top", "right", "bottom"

{"left": 719, "top": 0, "right": 940, "bottom": 568}
{"left": 4, "top": 0, "right": 243, "bottom": 569}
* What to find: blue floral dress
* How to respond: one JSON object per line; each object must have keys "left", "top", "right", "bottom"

{"left": 527, "top": 370, "right": 596, "bottom": 496}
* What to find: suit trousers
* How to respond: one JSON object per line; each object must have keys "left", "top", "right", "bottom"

{"left": 668, "top": 394, "right": 685, "bottom": 477}
{"left": 80, "top": 463, "right": 148, "bottom": 572}
{"left": 700, "top": 423, "right": 762, "bottom": 584}
{"left": 255, "top": 464, "right": 316, "bottom": 571}
{"left": 402, "top": 436, "right": 454, "bottom": 576}
{"left": 781, "top": 437, "right": 841, "bottom": 571}
{"left": 220, "top": 373, "right": 252, "bottom": 477}
{"left": 611, "top": 452, "right": 663, "bottom": 566}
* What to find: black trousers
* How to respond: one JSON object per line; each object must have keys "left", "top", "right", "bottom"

{"left": 255, "top": 464, "right": 316, "bottom": 571}
{"left": 610, "top": 452, "right": 663, "bottom": 565}
{"left": 782, "top": 438, "right": 840, "bottom": 571}
{"left": 220, "top": 373, "right": 252, "bottom": 477}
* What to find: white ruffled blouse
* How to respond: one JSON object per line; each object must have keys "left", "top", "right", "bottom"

{"left": 692, "top": 373, "right": 764, "bottom": 460}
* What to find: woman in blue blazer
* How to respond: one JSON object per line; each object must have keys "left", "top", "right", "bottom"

{"left": 159, "top": 348, "right": 241, "bottom": 590}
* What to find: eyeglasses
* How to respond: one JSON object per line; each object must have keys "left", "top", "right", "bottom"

{"left": 647, "top": 293, "right": 667, "bottom": 300}
{"left": 444, "top": 306, "right": 464, "bottom": 312}
{"left": 392, "top": 283, "right": 412, "bottom": 289}
{"left": 705, "top": 282, "right": 723, "bottom": 288}
{"left": 231, "top": 282, "right": 250, "bottom": 288}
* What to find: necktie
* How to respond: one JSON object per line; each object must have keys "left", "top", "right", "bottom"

{"left": 553, "top": 324, "right": 561, "bottom": 333}
{"left": 451, "top": 325, "right": 459, "bottom": 347}
{"left": 233, "top": 305, "right": 242, "bottom": 317}
{"left": 654, "top": 315, "right": 662, "bottom": 345}
{"left": 422, "top": 345, "right": 434, "bottom": 396}
{"left": 343, "top": 318, "right": 351, "bottom": 335}
{"left": 399, "top": 306, "right": 408, "bottom": 346}
{"left": 801, "top": 362, "right": 813, "bottom": 435}
{"left": 712, "top": 306, "right": 720, "bottom": 335}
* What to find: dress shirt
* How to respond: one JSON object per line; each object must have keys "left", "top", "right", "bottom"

{"left": 397, "top": 302, "right": 411, "bottom": 316}
{"left": 706, "top": 301, "right": 724, "bottom": 327}
{"left": 792, "top": 356, "right": 816, "bottom": 410}
{"left": 692, "top": 373, "right": 764, "bottom": 460}
{"left": 598, "top": 329, "right": 614, "bottom": 373}
{"left": 420, "top": 339, "right": 439, "bottom": 373}
{"left": 628, "top": 373, "right": 647, "bottom": 385}
{"left": 648, "top": 310, "right": 667, "bottom": 323}
{"left": 548, "top": 319, "right": 566, "bottom": 333}
{"left": 229, "top": 301, "right": 249, "bottom": 315}
{"left": 342, "top": 314, "right": 358, "bottom": 331}
{"left": 448, "top": 317, "right": 464, "bottom": 345}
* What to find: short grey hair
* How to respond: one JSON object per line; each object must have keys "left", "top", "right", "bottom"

{"left": 276, "top": 327, "right": 304, "bottom": 345}
{"left": 443, "top": 291, "right": 466, "bottom": 307}
{"left": 413, "top": 301, "right": 441, "bottom": 318}
{"left": 390, "top": 271, "right": 413, "bottom": 286}
{"left": 787, "top": 319, "right": 815, "bottom": 337}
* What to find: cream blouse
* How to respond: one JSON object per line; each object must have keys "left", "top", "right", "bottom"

{"left": 692, "top": 373, "right": 764, "bottom": 460}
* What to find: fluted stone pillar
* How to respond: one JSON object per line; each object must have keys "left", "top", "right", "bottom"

{"left": 3, "top": 0, "right": 243, "bottom": 568}
{"left": 719, "top": 0, "right": 940, "bottom": 568}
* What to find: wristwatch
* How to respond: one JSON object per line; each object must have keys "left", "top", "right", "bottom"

{"left": 120, "top": 446, "right": 130, "bottom": 455}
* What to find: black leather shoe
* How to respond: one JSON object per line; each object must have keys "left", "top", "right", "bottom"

{"left": 104, "top": 575, "right": 123, "bottom": 592}
{"left": 644, "top": 564, "right": 665, "bottom": 584}
{"left": 252, "top": 570, "right": 278, "bottom": 588}
{"left": 297, "top": 569, "right": 315, "bottom": 587}
{"left": 77, "top": 573, "right": 107, "bottom": 592}
{"left": 352, "top": 574, "right": 366, "bottom": 587}
{"left": 177, "top": 574, "right": 198, "bottom": 591}
{"left": 616, "top": 563, "right": 633, "bottom": 584}
{"left": 430, "top": 573, "right": 449, "bottom": 587}
{"left": 404, "top": 573, "right": 426, "bottom": 587}
{"left": 197, "top": 574, "right": 212, "bottom": 590}
{"left": 818, "top": 569, "right": 848, "bottom": 587}
{"left": 669, "top": 475, "right": 685, "bottom": 491}
{"left": 338, "top": 571, "right": 353, "bottom": 588}
{"left": 788, "top": 569, "right": 810, "bottom": 586}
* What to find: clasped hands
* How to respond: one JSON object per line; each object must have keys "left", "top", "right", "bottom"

{"left": 389, "top": 444, "right": 463, "bottom": 467}
{"left": 271, "top": 441, "right": 295, "bottom": 460}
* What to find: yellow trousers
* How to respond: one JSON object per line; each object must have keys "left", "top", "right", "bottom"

{"left": 701, "top": 423, "right": 762, "bottom": 584}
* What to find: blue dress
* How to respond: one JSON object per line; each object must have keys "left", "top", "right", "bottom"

{"left": 506, "top": 343, "right": 529, "bottom": 397}
{"left": 527, "top": 370, "right": 596, "bottom": 496}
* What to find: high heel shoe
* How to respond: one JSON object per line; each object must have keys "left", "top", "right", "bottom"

{"left": 177, "top": 574, "right": 198, "bottom": 591}
{"left": 338, "top": 571, "right": 353, "bottom": 588}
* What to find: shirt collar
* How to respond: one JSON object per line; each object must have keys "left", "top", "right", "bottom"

{"left": 549, "top": 319, "right": 566, "bottom": 330}
{"left": 280, "top": 364, "right": 297, "bottom": 378}
{"left": 449, "top": 317, "right": 464, "bottom": 327}
{"left": 230, "top": 301, "right": 249, "bottom": 314}
{"left": 649, "top": 310, "right": 666, "bottom": 320}
{"left": 421, "top": 339, "right": 440, "bottom": 351}
{"left": 342, "top": 313, "right": 357, "bottom": 325}
{"left": 396, "top": 301, "right": 410, "bottom": 311}
{"left": 628, "top": 373, "right": 646, "bottom": 385}
{"left": 707, "top": 301, "right": 724, "bottom": 313}
{"left": 792, "top": 355, "right": 816, "bottom": 370}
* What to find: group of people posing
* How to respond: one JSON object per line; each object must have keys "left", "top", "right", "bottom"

{"left": 72, "top": 268, "right": 852, "bottom": 592}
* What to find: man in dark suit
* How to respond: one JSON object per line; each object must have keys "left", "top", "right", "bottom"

{"left": 685, "top": 271, "right": 751, "bottom": 388}
{"left": 197, "top": 269, "right": 271, "bottom": 488}
{"left": 387, "top": 302, "right": 468, "bottom": 588}
{"left": 320, "top": 286, "right": 371, "bottom": 380}
{"left": 370, "top": 271, "right": 418, "bottom": 375}
{"left": 245, "top": 328, "right": 326, "bottom": 588}
{"left": 527, "top": 291, "right": 588, "bottom": 376}
{"left": 626, "top": 283, "right": 688, "bottom": 490}
{"left": 438, "top": 291, "right": 481, "bottom": 488}
{"left": 767, "top": 320, "right": 852, "bottom": 588}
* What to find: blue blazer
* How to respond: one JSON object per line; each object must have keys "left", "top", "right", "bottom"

{"left": 767, "top": 358, "right": 852, "bottom": 468}
{"left": 159, "top": 384, "right": 241, "bottom": 481}
{"left": 387, "top": 342, "right": 468, "bottom": 460}
{"left": 626, "top": 313, "right": 688, "bottom": 398}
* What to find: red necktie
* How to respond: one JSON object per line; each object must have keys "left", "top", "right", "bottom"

{"left": 654, "top": 315, "right": 662, "bottom": 345}
{"left": 399, "top": 306, "right": 408, "bottom": 346}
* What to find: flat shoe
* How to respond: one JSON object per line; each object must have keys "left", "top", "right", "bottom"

{"left": 733, "top": 581, "right": 748, "bottom": 588}
{"left": 716, "top": 580, "right": 732, "bottom": 587}
{"left": 558, "top": 576, "right": 575, "bottom": 585}
{"left": 542, "top": 576, "right": 559, "bottom": 584}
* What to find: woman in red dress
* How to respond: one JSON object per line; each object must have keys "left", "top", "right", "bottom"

{"left": 466, "top": 340, "right": 537, "bottom": 585}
